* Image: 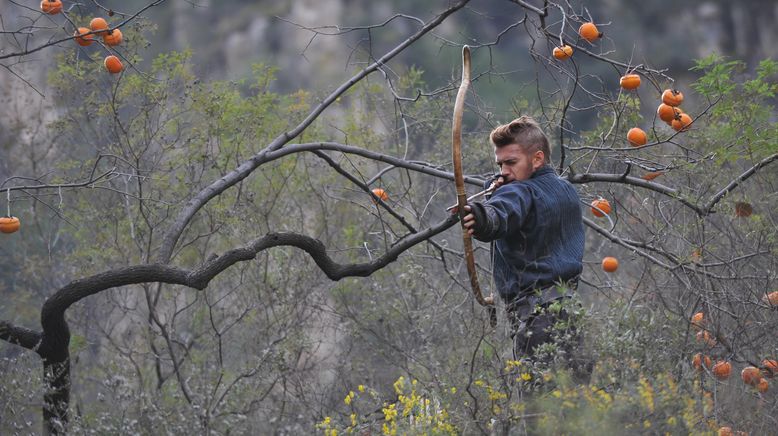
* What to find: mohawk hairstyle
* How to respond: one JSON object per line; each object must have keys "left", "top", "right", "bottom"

{"left": 489, "top": 116, "right": 551, "bottom": 163}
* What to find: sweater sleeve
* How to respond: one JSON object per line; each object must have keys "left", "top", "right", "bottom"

{"left": 471, "top": 183, "right": 532, "bottom": 242}
{"left": 468, "top": 202, "right": 499, "bottom": 242}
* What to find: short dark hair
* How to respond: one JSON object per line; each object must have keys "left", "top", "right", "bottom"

{"left": 489, "top": 116, "right": 551, "bottom": 163}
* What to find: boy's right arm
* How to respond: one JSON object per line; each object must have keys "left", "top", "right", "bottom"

{"left": 462, "top": 202, "right": 500, "bottom": 241}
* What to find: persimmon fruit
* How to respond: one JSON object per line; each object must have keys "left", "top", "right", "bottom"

{"left": 662, "top": 88, "right": 684, "bottom": 106}
{"left": 104, "top": 55, "right": 123, "bottom": 74}
{"left": 741, "top": 366, "right": 762, "bottom": 386}
{"left": 0, "top": 216, "right": 20, "bottom": 234}
{"left": 620, "top": 74, "right": 641, "bottom": 90}
{"left": 40, "top": 0, "right": 62, "bottom": 14}
{"left": 602, "top": 257, "right": 618, "bottom": 272}
{"left": 371, "top": 188, "right": 389, "bottom": 203}
{"left": 691, "top": 312, "right": 705, "bottom": 330}
{"left": 590, "top": 198, "right": 611, "bottom": 217}
{"left": 627, "top": 127, "right": 647, "bottom": 146}
{"left": 578, "top": 22, "right": 602, "bottom": 42}
{"left": 657, "top": 103, "right": 680, "bottom": 124}
{"left": 692, "top": 353, "right": 711, "bottom": 372}
{"left": 74, "top": 27, "right": 94, "bottom": 46}
{"left": 553, "top": 45, "right": 573, "bottom": 60}
{"left": 90, "top": 17, "right": 109, "bottom": 35}
{"left": 712, "top": 361, "right": 731, "bottom": 380}
{"left": 671, "top": 113, "right": 693, "bottom": 132}
{"left": 103, "top": 28, "right": 123, "bottom": 46}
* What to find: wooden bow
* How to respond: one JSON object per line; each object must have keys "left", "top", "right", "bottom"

{"left": 451, "top": 46, "right": 496, "bottom": 324}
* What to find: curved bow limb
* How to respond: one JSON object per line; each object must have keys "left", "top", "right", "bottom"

{"left": 451, "top": 45, "right": 496, "bottom": 320}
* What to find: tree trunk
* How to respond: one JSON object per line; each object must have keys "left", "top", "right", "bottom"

{"left": 42, "top": 358, "right": 70, "bottom": 435}
{"left": 39, "top": 298, "right": 72, "bottom": 435}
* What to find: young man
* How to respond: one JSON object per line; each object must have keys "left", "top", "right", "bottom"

{"left": 461, "top": 116, "right": 586, "bottom": 368}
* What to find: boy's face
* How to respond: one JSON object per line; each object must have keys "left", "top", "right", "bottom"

{"left": 494, "top": 143, "right": 545, "bottom": 183}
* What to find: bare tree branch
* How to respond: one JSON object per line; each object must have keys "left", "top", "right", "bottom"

{"left": 5, "top": 213, "right": 458, "bottom": 358}
{"left": 190, "top": 217, "right": 459, "bottom": 287}
{"left": 155, "top": 0, "right": 473, "bottom": 264}
{"left": 703, "top": 153, "right": 778, "bottom": 212}
{"left": 0, "top": 320, "right": 42, "bottom": 350}
{"left": 270, "top": 142, "right": 485, "bottom": 186}
{"left": 0, "top": 0, "right": 169, "bottom": 61}
{"left": 566, "top": 171, "right": 703, "bottom": 214}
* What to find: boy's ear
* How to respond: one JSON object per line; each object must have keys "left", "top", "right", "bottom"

{"left": 532, "top": 150, "right": 545, "bottom": 169}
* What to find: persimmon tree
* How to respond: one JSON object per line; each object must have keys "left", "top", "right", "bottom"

{"left": 1, "top": 1, "right": 776, "bottom": 434}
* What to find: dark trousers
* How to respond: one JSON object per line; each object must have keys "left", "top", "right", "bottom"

{"left": 506, "top": 297, "right": 590, "bottom": 380}
{"left": 509, "top": 302, "right": 576, "bottom": 361}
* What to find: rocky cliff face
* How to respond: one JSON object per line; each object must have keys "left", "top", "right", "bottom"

{"left": 0, "top": 2, "right": 58, "bottom": 178}
{"left": 159, "top": 0, "right": 357, "bottom": 90}
{"left": 2, "top": 0, "right": 777, "bottom": 154}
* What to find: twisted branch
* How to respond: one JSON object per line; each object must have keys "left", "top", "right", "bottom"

{"left": 155, "top": 0, "right": 473, "bottom": 264}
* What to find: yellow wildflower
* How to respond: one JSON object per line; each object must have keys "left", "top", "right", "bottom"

{"left": 382, "top": 420, "right": 398, "bottom": 436}
{"left": 383, "top": 403, "right": 398, "bottom": 421}
{"left": 638, "top": 377, "right": 655, "bottom": 413}
{"left": 358, "top": 385, "right": 365, "bottom": 393}
{"left": 486, "top": 386, "right": 508, "bottom": 401}
{"left": 317, "top": 416, "right": 331, "bottom": 428}
{"left": 393, "top": 377, "right": 405, "bottom": 395}
{"left": 596, "top": 389, "right": 612, "bottom": 404}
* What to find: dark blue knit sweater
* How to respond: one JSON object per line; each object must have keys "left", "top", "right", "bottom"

{"left": 472, "top": 165, "right": 585, "bottom": 303}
